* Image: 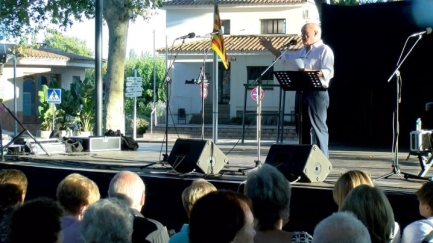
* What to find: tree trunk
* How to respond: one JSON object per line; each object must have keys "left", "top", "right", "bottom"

{"left": 103, "top": 0, "right": 130, "bottom": 133}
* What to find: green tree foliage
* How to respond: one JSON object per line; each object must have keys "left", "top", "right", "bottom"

{"left": 44, "top": 29, "right": 93, "bottom": 57}
{"left": 0, "top": 0, "right": 162, "bottom": 133}
{"left": 124, "top": 54, "right": 166, "bottom": 116}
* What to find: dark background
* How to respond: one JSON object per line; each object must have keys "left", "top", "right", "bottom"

{"left": 321, "top": 1, "right": 433, "bottom": 149}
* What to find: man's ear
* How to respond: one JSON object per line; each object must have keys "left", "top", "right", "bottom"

{"left": 19, "top": 193, "right": 25, "bottom": 204}
{"left": 140, "top": 191, "right": 145, "bottom": 206}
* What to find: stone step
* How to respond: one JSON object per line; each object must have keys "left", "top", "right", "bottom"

{"left": 143, "top": 125, "right": 297, "bottom": 141}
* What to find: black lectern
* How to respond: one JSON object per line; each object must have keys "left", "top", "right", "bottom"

{"left": 273, "top": 71, "right": 325, "bottom": 144}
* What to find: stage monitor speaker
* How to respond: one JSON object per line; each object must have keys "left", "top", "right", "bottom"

{"left": 265, "top": 144, "right": 332, "bottom": 182}
{"left": 167, "top": 138, "right": 228, "bottom": 175}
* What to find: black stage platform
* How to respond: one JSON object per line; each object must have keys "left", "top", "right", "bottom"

{"left": 0, "top": 140, "right": 430, "bottom": 235}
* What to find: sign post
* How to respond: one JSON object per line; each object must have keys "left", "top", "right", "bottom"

{"left": 125, "top": 74, "right": 143, "bottom": 140}
{"left": 47, "top": 88, "right": 61, "bottom": 130}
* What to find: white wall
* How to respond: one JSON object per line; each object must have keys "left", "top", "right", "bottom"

{"left": 0, "top": 65, "right": 87, "bottom": 112}
{"left": 166, "top": 5, "right": 309, "bottom": 43}
{"left": 170, "top": 62, "right": 203, "bottom": 114}
{"left": 230, "top": 53, "right": 296, "bottom": 118}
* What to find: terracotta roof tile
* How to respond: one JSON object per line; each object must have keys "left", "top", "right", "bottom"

{"left": 1, "top": 44, "right": 94, "bottom": 61}
{"left": 163, "top": 0, "right": 306, "bottom": 6}
{"left": 22, "top": 47, "right": 94, "bottom": 61}
{"left": 158, "top": 35, "right": 303, "bottom": 53}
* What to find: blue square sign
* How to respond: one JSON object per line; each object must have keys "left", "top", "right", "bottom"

{"left": 47, "top": 89, "right": 61, "bottom": 104}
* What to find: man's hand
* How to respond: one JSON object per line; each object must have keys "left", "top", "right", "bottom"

{"left": 259, "top": 37, "right": 274, "bottom": 50}
{"left": 299, "top": 68, "right": 323, "bottom": 77}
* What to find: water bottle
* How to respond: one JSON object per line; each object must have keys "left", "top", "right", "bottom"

{"left": 416, "top": 118, "right": 422, "bottom": 131}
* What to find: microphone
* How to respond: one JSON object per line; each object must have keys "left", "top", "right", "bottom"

{"left": 282, "top": 39, "right": 298, "bottom": 47}
{"left": 176, "top": 32, "right": 196, "bottom": 40}
{"left": 185, "top": 79, "right": 197, "bottom": 84}
{"left": 409, "top": 27, "right": 432, "bottom": 37}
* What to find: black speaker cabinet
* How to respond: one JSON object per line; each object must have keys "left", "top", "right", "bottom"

{"left": 167, "top": 139, "right": 228, "bottom": 175}
{"left": 265, "top": 144, "right": 332, "bottom": 182}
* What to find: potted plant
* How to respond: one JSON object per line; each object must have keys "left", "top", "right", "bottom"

{"left": 37, "top": 84, "right": 60, "bottom": 138}
{"left": 59, "top": 88, "right": 81, "bottom": 136}
{"left": 71, "top": 78, "right": 95, "bottom": 136}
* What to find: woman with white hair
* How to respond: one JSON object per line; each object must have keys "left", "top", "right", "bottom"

{"left": 80, "top": 198, "right": 133, "bottom": 243}
{"left": 244, "top": 164, "right": 312, "bottom": 243}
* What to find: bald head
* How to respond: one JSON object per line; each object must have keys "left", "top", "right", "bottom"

{"left": 301, "top": 23, "right": 322, "bottom": 47}
{"left": 108, "top": 171, "right": 145, "bottom": 211}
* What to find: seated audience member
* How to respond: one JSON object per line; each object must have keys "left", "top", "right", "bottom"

{"left": 57, "top": 173, "right": 101, "bottom": 243}
{"left": 312, "top": 211, "right": 371, "bottom": 243}
{"left": 333, "top": 170, "right": 374, "bottom": 210}
{"left": 0, "top": 169, "right": 28, "bottom": 243}
{"left": 108, "top": 170, "right": 170, "bottom": 243}
{"left": 189, "top": 190, "right": 255, "bottom": 243}
{"left": 244, "top": 164, "right": 313, "bottom": 243}
{"left": 80, "top": 198, "right": 133, "bottom": 243}
{"left": 0, "top": 184, "right": 22, "bottom": 243}
{"left": 401, "top": 181, "right": 433, "bottom": 243}
{"left": 169, "top": 179, "right": 217, "bottom": 243}
{"left": 341, "top": 185, "right": 399, "bottom": 243}
{"left": 8, "top": 197, "right": 64, "bottom": 243}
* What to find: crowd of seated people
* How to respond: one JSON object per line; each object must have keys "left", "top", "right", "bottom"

{"left": 2, "top": 167, "right": 433, "bottom": 243}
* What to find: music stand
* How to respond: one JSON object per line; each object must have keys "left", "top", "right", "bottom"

{"left": 273, "top": 71, "right": 325, "bottom": 144}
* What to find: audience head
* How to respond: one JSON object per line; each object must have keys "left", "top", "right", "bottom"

{"left": 8, "top": 197, "right": 64, "bottom": 243}
{"left": 313, "top": 211, "right": 371, "bottom": 243}
{"left": 182, "top": 179, "right": 217, "bottom": 218}
{"left": 56, "top": 173, "right": 100, "bottom": 217}
{"left": 189, "top": 190, "right": 255, "bottom": 243}
{"left": 341, "top": 185, "right": 395, "bottom": 243}
{"left": 108, "top": 170, "right": 145, "bottom": 211}
{"left": 333, "top": 170, "right": 374, "bottom": 210}
{"left": 244, "top": 163, "right": 291, "bottom": 230}
{"left": 0, "top": 184, "right": 23, "bottom": 208}
{"left": 301, "top": 23, "right": 322, "bottom": 46}
{"left": 80, "top": 198, "right": 133, "bottom": 243}
{"left": 0, "top": 169, "right": 28, "bottom": 203}
{"left": 416, "top": 181, "right": 433, "bottom": 218}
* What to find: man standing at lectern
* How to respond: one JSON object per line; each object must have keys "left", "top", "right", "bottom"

{"left": 259, "top": 23, "right": 334, "bottom": 158}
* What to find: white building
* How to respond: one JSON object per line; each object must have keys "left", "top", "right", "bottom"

{"left": 0, "top": 44, "right": 94, "bottom": 134}
{"left": 159, "top": 0, "right": 320, "bottom": 124}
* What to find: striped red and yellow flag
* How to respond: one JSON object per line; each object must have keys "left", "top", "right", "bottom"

{"left": 211, "top": 5, "right": 229, "bottom": 69}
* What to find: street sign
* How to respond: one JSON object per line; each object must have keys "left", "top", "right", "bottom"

{"left": 125, "top": 76, "right": 142, "bottom": 97}
{"left": 126, "top": 77, "right": 143, "bottom": 82}
{"left": 126, "top": 81, "right": 141, "bottom": 86}
{"left": 125, "top": 92, "right": 142, "bottom": 98}
{"left": 251, "top": 87, "right": 264, "bottom": 101}
{"left": 126, "top": 87, "right": 143, "bottom": 92}
{"left": 47, "top": 88, "right": 62, "bottom": 104}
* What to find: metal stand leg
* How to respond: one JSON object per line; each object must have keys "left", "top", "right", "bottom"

{"left": 1, "top": 103, "right": 50, "bottom": 156}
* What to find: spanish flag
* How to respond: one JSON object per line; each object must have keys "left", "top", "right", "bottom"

{"left": 211, "top": 5, "right": 229, "bottom": 69}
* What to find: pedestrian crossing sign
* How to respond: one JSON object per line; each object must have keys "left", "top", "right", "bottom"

{"left": 47, "top": 88, "right": 61, "bottom": 104}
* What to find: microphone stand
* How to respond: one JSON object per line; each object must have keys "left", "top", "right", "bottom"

{"left": 162, "top": 38, "right": 186, "bottom": 162}
{"left": 376, "top": 34, "right": 428, "bottom": 181}
{"left": 242, "top": 46, "right": 291, "bottom": 175}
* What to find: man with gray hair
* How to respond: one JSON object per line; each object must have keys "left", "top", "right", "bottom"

{"left": 108, "top": 170, "right": 170, "bottom": 243}
{"left": 80, "top": 198, "right": 133, "bottom": 243}
{"left": 313, "top": 211, "right": 371, "bottom": 243}
{"left": 260, "top": 23, "right": 334, "bottom": 158}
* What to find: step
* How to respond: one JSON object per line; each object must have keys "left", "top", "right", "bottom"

{"left": 143, "top": 125, "right": 297, "bottom": 141}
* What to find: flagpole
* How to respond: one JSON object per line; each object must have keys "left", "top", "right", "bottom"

{"left": 212, "top": 0, "right": 219, "bottom": 144}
